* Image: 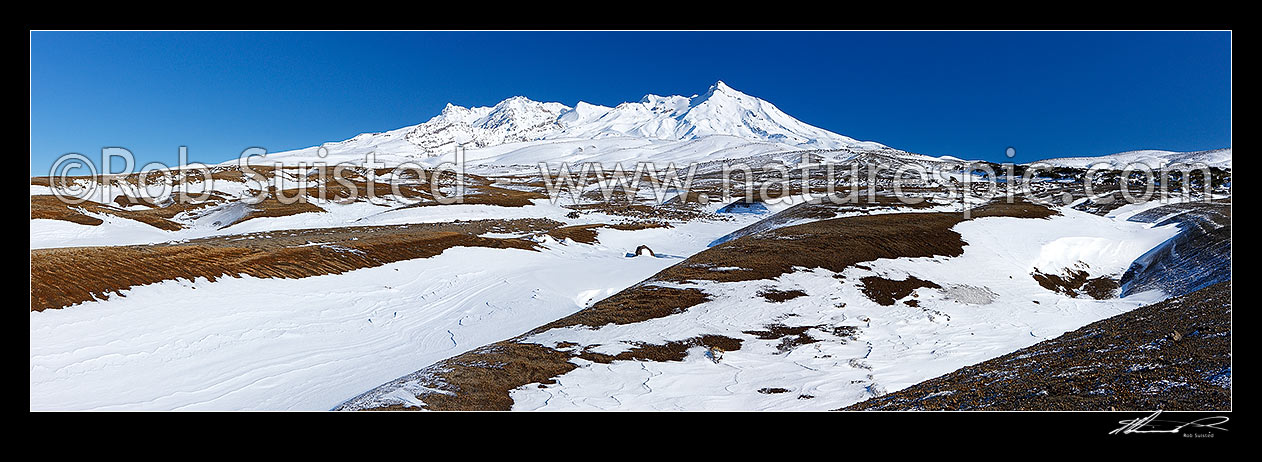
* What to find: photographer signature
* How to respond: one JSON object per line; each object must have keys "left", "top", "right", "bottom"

{"left": 1110, "top": 410, "right": 1229, "bottom": 435}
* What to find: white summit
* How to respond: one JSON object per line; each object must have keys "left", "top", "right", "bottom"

{"left": 407, "top": 81, "right": 884, "bottom": 153}
{"left": 261, "top": 81, "right": 887, "bottom": 167}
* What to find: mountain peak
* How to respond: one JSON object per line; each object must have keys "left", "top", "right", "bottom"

{"left": 704, "top": 80, "right": 745, "bottom": 97}
{"left": 407, "top": 81, "right": 885, "bottom": 153}
{"left": 496, "top": 95, "right": 535, "bottom": 105}
{"left": 695, "top": 80, "right": 752, "bottom": 106}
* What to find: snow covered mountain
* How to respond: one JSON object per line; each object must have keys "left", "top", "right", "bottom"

{"left": 404, "top": 97, "right": 572, "bottom": 151}
{"left": 405, "top": 81, "right": 885, "bottom": 154}
{"left": 260, "top": 81, "right": 888, "bottom": 167}
{"left": 1035, "top": 148, "right": 1232, "bottom": 170}
{"left": 256, "top": 81, "right": 1229, "bottom": 172}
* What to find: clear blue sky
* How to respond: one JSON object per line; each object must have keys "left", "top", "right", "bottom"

{"left": 30, "top": 31, "right": 1231, "bottom": 175}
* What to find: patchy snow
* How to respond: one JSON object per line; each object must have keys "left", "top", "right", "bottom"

{"left": 29, "top": 211, "right": 764, "bottom": 411}
{"left": 30, "top": 80, "right": 1225, "bottom": 412}
{"left": 1035, "top": 148, "right": 1231, "bottom": 170}
{"left": 506, "top": 207, "right": 1180, "bottom": 410}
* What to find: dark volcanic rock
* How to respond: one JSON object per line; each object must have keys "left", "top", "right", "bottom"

{"left": 1120, "top": 201, "right": 1230, "bottom": 298}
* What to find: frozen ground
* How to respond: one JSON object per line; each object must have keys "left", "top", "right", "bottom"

{"left": 29, "top": 192, "right": 1196, "bottom": 411}
{"left": 29, "top": 211, "right": 763, "bottom": 410}
{"left": 30, "top": 79, "right": 1229, "bottom": 411}
{"left": 1036, "top": 148, "right": 1232, "bottom": 170}
{"left": 505, "top": 205, "right": 1181, "bottom": 410}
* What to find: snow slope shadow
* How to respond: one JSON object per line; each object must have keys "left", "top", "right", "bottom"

{"left": 1119, "top": 201, "right": 1231, "bottom": 298}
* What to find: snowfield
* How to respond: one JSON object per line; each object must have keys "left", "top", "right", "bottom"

{"left": 505, "top": 205, "right": 1180, "bottom": 410}
{"left": 29, "top": 212, "right": 765, "bottom": 411}
{"left": 30, "top": 80, "right": 1230, "bottom": 411}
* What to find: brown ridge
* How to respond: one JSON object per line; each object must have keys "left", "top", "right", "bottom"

{"left": 30, "top": 219, "right": 558, "bottom": 311}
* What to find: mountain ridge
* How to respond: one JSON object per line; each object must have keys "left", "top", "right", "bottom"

{"left": 402, "top": 81, "right": 886, "bottom": 155}
{"left": 253, "top": 82, "right": 1229, "bottom": 170}
{"left": 1034, "top": 148, "right": 1232, "bottom": 169}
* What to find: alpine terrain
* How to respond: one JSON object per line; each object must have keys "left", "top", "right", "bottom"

{"left": 30, "top": 81, "right": 1231, "bottom": 412}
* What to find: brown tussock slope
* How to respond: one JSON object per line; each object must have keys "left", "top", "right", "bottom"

{"left": 29, "top": 220, "right": 556, "bottom": 311}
